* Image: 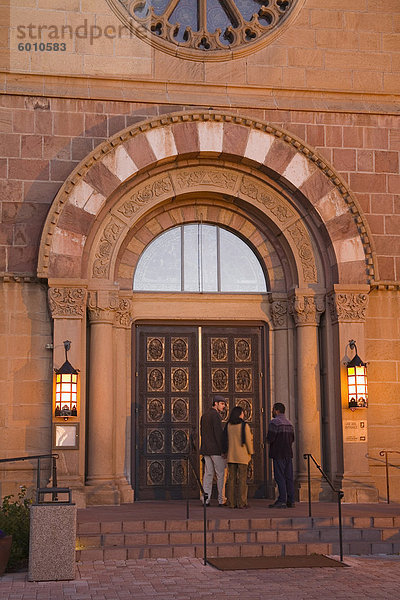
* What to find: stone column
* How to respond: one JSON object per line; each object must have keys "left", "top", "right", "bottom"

{"left": 268, "top": 295, "right": 294, "bottom": 496}
{"left": 48, "top": 285, "right": 87, "bottom": 507}
{"left": 328, "top": 284, "right": 378, "bottom": 502}
{"left": 289, "top": 291, "right": 325, "bottom": 500}
{"left": 86, "top": 290, "right": 120, "bottom": 505}
{"left": 113, "top": 295, "right": 134, "bottom": 503}
{"left": 269, "top": 297, "right": 291, "bottom": 408}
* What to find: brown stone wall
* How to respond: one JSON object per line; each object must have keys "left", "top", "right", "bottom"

{"left": 366, "top": 289, "right": 400, "bottom": 502}
{"left": 0, "top": 281, "right": 52, "bottom": 496}
{"left": 2, "top": 1, "right": 399, "bottom": 95}
{"left": 1, "top": 96, "right": 399, "bottom": 282}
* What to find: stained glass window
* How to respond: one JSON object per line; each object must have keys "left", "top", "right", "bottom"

{"left": 107, "top": 0, "right": 301, "bottom": 60}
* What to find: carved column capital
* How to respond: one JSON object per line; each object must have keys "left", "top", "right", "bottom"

{"left": 289, "top": 293, "right": 325, "bottom": 327}
{"left": 48, "top": 287, "right": 87, "bottom": 319}
{"left": 269, "top": 297, "right": 288, "bottom": 329}
{"left": 88, "top": 290, "right": 119, "bottom": 324}
{"left": 328, "top": 291, "right": 369, "bottom": 323}
{"left": 114, "top": 297, "right": 133, "bottom": 329}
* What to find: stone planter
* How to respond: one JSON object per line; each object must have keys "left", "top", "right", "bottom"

{"left": 0, "top": 535, "right": 12, "bottom": 576}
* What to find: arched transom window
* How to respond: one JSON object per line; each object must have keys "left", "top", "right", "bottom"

{"left": 133, "top": 224, "right": 267, "bottom": 293}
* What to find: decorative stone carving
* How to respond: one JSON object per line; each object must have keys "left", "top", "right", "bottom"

{"left": 93, "top": 219, "right": 124, "bottom": 279}
{"left": 328, "top": 293, "right": 369, "bottom": 323}
{"left": 48, "top": 287, "right": 86, "bottom": 318}
{"left": 270, "top": 300, "right": 288, "bottom": 328}
{"left": 287, "top": 221, "right": 317, "bottom": 283}
{"left": 240, "top": 176, "right": 293, "bottom": 223}
{"left": 39, "top": 112, "right": 374, "bottom": 285}
{"left": 289, "top": 295, "right": 325, "bottom": 326}
{"left": 118, "top": 176, "right": 173, "bottom": 218}
{"left": 175, "top": 169, "right": 238, "bottom": 191}
{"left": 114, "top": 297, "right": 133, "bottom": 328}
{"left": 106, "top": 0, "right": 301, "bottom": 61}
{"left": 87, "top": 290, "right": 119, "bottom": 323}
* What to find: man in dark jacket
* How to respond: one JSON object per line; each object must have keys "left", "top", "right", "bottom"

{"left": 266, "top": 402, "right": 295, "bottom": 508}
{"left": 200, "top": 395, "right": 227, "bottom": 506}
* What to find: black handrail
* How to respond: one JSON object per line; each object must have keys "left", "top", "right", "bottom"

{"left": 303, "top": 453, "right": 344, "bottom": 562}
{"left": 0, "top": 454, "right": 59, "bottom": 500}
{"left": 186, "top": 456, "right": 208, "bottom": 566}
{"left": 379, "top": 450, "right": 400, "bottom": 504}
{"left": 186, "top": 434, "right": 208, "bottom": 565}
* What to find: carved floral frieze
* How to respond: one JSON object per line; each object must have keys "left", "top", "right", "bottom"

{"left": 270, "top": 300, "right": 288, "bottom": 328}
{"left": 289, "top": 295, "right": 325, "bottom": 326}
{"left": 175, "top": 169, "right": 238, "bottom": 191}
{"left": 92, "top": 218, "right": 124, "bottom": 279}
{"left": 239, "top": 176, "right": 293, "bottom": 223}
{"left": 88, "top": 290, "right": 119, "bottom": 323}
{"left": 118, "top": 176, "right": 173, "bottom": 219}
{"left": 328, "top": 293, "right": 369, "bottom": 323}
{"left": 48, "top": 287, "right": 87, "bottom": 319}
{"left": 287, "top": 221, "right": 317, "bottom": 283}
{"left": 114, "top": 297, "right": 133, "bottom": 328}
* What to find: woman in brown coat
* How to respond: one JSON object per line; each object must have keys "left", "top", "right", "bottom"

{"left": 225, "top": 406, "right": 254, "bottom": 509}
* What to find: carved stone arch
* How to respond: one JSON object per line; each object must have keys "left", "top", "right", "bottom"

{"left": 37, "top": 110, "right": 375, "bottom": 285}
{"left": 87, "top": 161, "right": 320, "bottom": 291}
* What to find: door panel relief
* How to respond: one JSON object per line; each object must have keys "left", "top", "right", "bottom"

{"left": 135, "top": 325, "right": 265, "bottom": 500}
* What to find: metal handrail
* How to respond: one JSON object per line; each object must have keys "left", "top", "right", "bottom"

{"left": 186, "top": 455, "right": 208, "bottom": 565}
{"left": 303, "top": 453, "right": 344, "bottom": 562}
{"left": 379, "top": 450, "right": 400, "bottom": 504}
{"left": 186, "top": 434, "right": 208, "bottom": 565}
{"left": 0, "top": 454, "right": 59, "bottom": 500}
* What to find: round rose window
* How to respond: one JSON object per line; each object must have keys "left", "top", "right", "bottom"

{"left": 107, "top": 0, "right": 304, "bottom": 61}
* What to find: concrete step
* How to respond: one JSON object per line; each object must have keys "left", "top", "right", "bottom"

{"left": 75, "top": 515, "right": 400, "bottom": 561}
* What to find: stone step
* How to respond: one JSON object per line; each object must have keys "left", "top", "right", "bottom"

{"left": 75, "top": 515, "right": 400, "bottom": 561}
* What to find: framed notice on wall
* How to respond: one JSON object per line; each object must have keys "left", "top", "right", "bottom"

{"left": 343, "top": 420, "right": 367, "bottom": 443}
{"left": 53, "top": 423, "right": 79, "bottom": 449}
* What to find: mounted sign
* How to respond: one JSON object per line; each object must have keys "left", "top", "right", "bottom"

{"left": 343, "top": 420, "right": 367, "bottom": 443}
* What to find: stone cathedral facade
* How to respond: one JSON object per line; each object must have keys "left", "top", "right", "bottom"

{"left": 0, "top": 1, "right": 399, "bottom": 506}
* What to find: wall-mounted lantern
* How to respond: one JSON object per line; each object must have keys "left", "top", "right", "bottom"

{"left": 346, "top": 339, "right": 368, "bottom": 410}
{"left": 53, "top": 340, "right": 79, "bottom": 421}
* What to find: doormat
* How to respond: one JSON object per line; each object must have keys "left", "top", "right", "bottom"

{"left": 207, "top": 555, "right": 347, "bottom": 570}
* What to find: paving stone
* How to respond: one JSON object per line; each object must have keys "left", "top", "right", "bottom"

{"left": 6, "top": 556, "right": 399, "bottom": 600}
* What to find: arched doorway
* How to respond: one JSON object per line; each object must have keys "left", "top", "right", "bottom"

{"left": 39, "top": 110, "right": 376, "bottom": 505}
{"left": 132, "top": 223, "right": 268, "bottom": 500}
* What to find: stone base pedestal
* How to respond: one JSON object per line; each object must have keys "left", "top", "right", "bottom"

{"left": 29, "top": 504, "right": 76, "bottom": 581}
{"left": 85, "top": 484, "right": 121, "bottom": 506}
{"left": 297, "top": 479, "right": 323, "bottom": 502}
{"left": 342, "top": 479, "right": 379, "bottom": 503}
{"left": 118, "top": 481, "right": 134, "bottom": 504}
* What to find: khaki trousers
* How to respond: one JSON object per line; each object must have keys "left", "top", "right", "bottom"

{"left": 226, "top": 462, "right": 248, "bottom": 508}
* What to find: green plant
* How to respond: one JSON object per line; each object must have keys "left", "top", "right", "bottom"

{"left": 0, "top": 486, "right": 32, "bottom": 571}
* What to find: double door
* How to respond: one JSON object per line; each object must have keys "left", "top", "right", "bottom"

{"left": 134, "top": 325, "right": 265, "bottom": 500}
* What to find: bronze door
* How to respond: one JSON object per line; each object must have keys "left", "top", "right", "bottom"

{"left": 135, "top": 326, "right": 199, "bottom": 500}
{"left": 135, "top": 325, "right": 265, "bottom": 500}
{"left": 202, "top": 326, "right": 264, "bottom": 498}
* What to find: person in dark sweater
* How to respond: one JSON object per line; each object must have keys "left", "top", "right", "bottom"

{"left": 266, "top": 402, "right": 295, "bottom": 508}
{"left": 200, "top": 395, "right": 227, "bottom": 506}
